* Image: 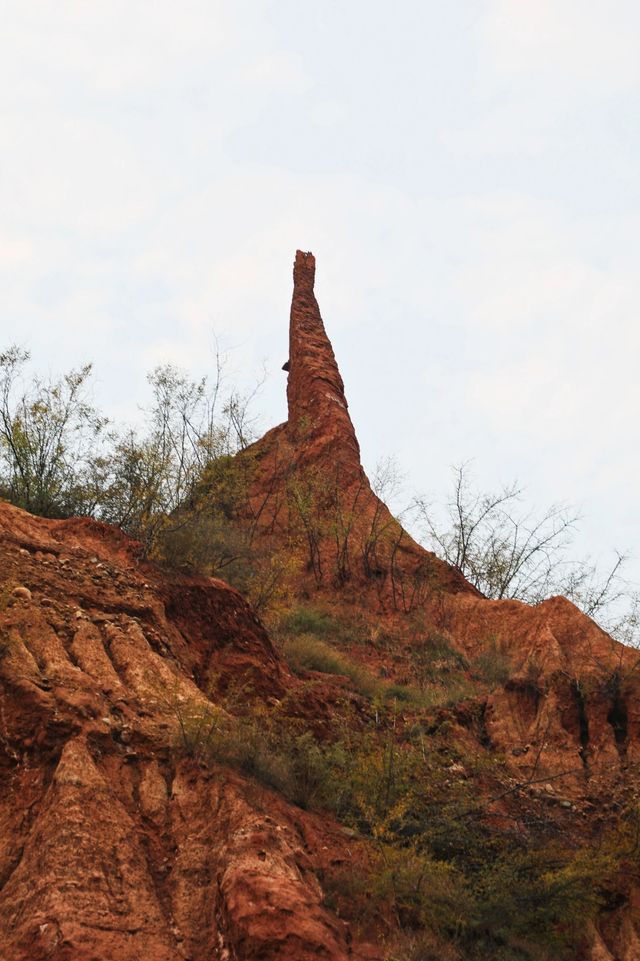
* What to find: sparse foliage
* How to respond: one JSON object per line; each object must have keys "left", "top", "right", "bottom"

{"left": 286, "top": 468, "right": 326, "bottom": 584}
{"left": 416, "top": 463, "right": 580, "bottom": 603}
{"left": 0, "top": 346, "right": 106, "bottom": 517}
{"left": 416, "top": 463, "right": 638, "bottom": 644}
{"left": 362, "top": 456, "right": 404, "bottom": 579}
{"left": 0, "top": 344, "right": 261, "bottom": 561}
{"left": 97, "top": 361, "right": 257, "bottom": 555}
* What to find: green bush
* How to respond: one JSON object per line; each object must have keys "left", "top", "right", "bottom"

{"left": 384, "top": 683, "right": 416, "bottom": 703}
{"left": 400, "top": 629, "right": 477, "bottom": 706}
{"left": 172, "top": 693, "right": 627, "bottom": 958}
{"left": 281, "top": 604, "right": 370, "bottom": 646}
{"left": 174, "top": 702, "right": 222, "bottom": 762}
{"left": 282, "top": 632, "right": 346, "bottom": 674}
{"left": 282, "top": 633, "right": 380, "bottom": 699}
{"left": 281, "top": 633, "right": 472, "bottom": 710}
{"left": 282, "top": 606, "right": 336, "bottom": 637}
{"left": 372, "top": 845, "right": 467, "bottom": 932}
{"left": 156, "top": 510, "right": 253, "bottom": 581}
{"left": 408, "top": 631, "right": 468, "bottom": 684}
{"left": 471, "top": 636, "right": 511, "bottom": 688}
{"left": 173, "top": 702, "right": 350, "bottom": 810}
{"left": 385, "top": 930, "right": 459, "bottom": 961}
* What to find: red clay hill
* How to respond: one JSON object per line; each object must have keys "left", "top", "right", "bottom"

{"left": 248, "top": 253, "right": 639, "bottom": 792}
{"left": 0, "top": 251, "right": 639, "bottom": 959}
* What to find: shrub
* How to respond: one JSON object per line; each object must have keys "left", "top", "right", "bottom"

{"left": 172, "top": 699, "right": 350, "bottom": 811}
{"left": 281, "top": 605, "right": 368, "bottom": 643}
{"left": 283, "top": 633, "right": 345, "bottom": 674}
{"left": 372, "top": 845, "right": 467, "bottom": 933}
{"left": 245, "top": 550, "right": 298, "bottom": 613}
{"left": 407, "top": 631, "right": 467, "bottom": 685}
{"left": 156, "top": 510, "right": 252, "bottom": 580}
{"left": 282, "top": 605, "right": 336, "bottom": 636}
{"left": 321, "top": 861, "right": 375, "bottom": 919}
{"left": 282, "top": 634, "right": 380, "bottom": 699}
{"left": 385, "top": 930, "right": 459, "bottom": 961}
{"left": 0, "top": 347, "right": 106, "bottom": 518}
{"left": 401, "top": 630, "right": 477, "bottom": 706}
{"left": 171, "top": 695, "right": 627, "bottom": 959}
{"left": 281, "top": 632, "right": 472, "bottom": 709}
{"left": 471, "top": 637, "right": 511, "bottom": 688}
{"left": 170, "top": 695, "right": 226, "bottom": 751}
{"left": 384, "top": 683, "right": 416, "bottom": 703}
{"left": 459, "top": 845, "right": 612, "bottom": 958}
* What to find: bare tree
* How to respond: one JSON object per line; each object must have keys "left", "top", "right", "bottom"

{"left": 415, "top": 463, "right": 638, "bottom": 643}
{"left": 286, "top": 469, "right": 325, "bottom": 585}
{"left": 415, "top": 463, "right": 579, "bottom": 603}
{"left": 361, "top": 457, "right": 405, "bottom": 579}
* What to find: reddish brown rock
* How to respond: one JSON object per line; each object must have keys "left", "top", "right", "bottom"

{"left": 246, "top": 251, "right": 470, "bottom": 596}
{"left": 438, "top": 591, "right": 638, "bottom": 788}
{"left": 249, "top": 251, "right": 640, "bottom": 794}
{"left": 0, "top": 503, "right": 361, "bottom": 961}
{"left": 286, "top": 250, "right": 362, "bottom": 483}
{"left": 243, "top": 251, "right": 640, "bottom": 957}
{"left": 2, "top": 250, "right": 640, "bottom": 960}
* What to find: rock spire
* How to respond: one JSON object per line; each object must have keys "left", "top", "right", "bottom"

{"left": 285, "top": 250, "right": 362, "bottom": 479}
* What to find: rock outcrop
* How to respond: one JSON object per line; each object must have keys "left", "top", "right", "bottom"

{"left": 247, "top": 251, "right": 471, "bottom": 595}
{"left": 0, "top": 506, "right": 360, "bottom": 961}
{"left": 2, "top": 250, "right": 640, "bottom": 959}
{"left": 246, "top": 251, "right": 640, "bottom": 957}
{"left": 286, "top": 250, "right": 362, "bottom": 481}
{"left": 248, "top": 252, "right": 640, "bottom": 788}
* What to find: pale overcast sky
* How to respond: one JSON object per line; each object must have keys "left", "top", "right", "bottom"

{"left": 1, "top": 1, "right": 639, "bottom": 582}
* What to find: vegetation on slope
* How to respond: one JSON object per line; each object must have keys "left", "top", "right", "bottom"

{"left": 169, "top": 620, "right": 638, "bottom": 961}
{"left": 3, "top": 345, "right": 640, "bottom": 958}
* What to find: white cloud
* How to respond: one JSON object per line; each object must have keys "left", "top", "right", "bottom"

{"left": 0, "top": 234, "right": 32, "bottom": 268}
{"left": 0, "top": 2, "right": 232, "bottom": 94}
{"left": 241, "top": 53, "right": 309, "bottom": 92}
{"left": 483, "top": 0, "right": 640, "bottom": 90}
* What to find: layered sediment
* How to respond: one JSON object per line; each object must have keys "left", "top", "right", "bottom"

{"left": 1, "top": 250, "right": 639, "bottom": 959}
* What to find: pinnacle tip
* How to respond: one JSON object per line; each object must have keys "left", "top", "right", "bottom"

{"left": 293, "top": 250, "right": 315, "bottom": 290}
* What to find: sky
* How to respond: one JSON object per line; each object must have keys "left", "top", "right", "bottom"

{"left": 1, "top": 1, "right": 639, "bottom": 585}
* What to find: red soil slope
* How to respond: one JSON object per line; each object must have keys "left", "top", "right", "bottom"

{"left": 1, "top": 251, "right": 639, "bottom": 959}
{"left": 0, "top": 506, "right": 364, "bottom": 961}
{"left": 249, "top": 252, "right": 639, "bottom": 793}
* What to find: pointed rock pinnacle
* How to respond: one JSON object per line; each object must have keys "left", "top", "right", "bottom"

{"left": 286, "top": 251, "right": 362, "bottom": 477}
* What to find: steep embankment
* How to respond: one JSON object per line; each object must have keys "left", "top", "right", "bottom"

{"left": 0, "top": 505, "right": 363, "bottom": 961}
{"left": 2, "top": 251, "right": 640, "bottom": 959}
{"left": 247, "top": 252, "right": 640, "bottom": 794}
{"left": 243, "top": 251, "right": 640, "bottom": 958}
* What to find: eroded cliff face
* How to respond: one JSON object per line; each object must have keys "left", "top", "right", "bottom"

{"left": 2, "top": 251, "right": 640, "bottom": 960}
{"left": 244, "top": 252, "right": 640, "bottom": 957}
{"left": 247, "top": 251, "right": 471, "bottom": 596}
{"left": 441, "top": 592, "right": 640, "bottom": 791}
{"left": 0, "top": 506, "right": 361, "bottom": 961}
{"left": 248, "top": 253, "right": 639, "bottom": 795}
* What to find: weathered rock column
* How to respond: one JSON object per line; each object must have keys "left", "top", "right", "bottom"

{"left": 286, "top": 250, "right": 362, "bottom": 482}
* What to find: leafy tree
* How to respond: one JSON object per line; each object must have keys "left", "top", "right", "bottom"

{"left": 98, "top": 362, "right": 259, "bottom": 557}
{"left": 0, "top": 346, "right": 106, "bottom": 517}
